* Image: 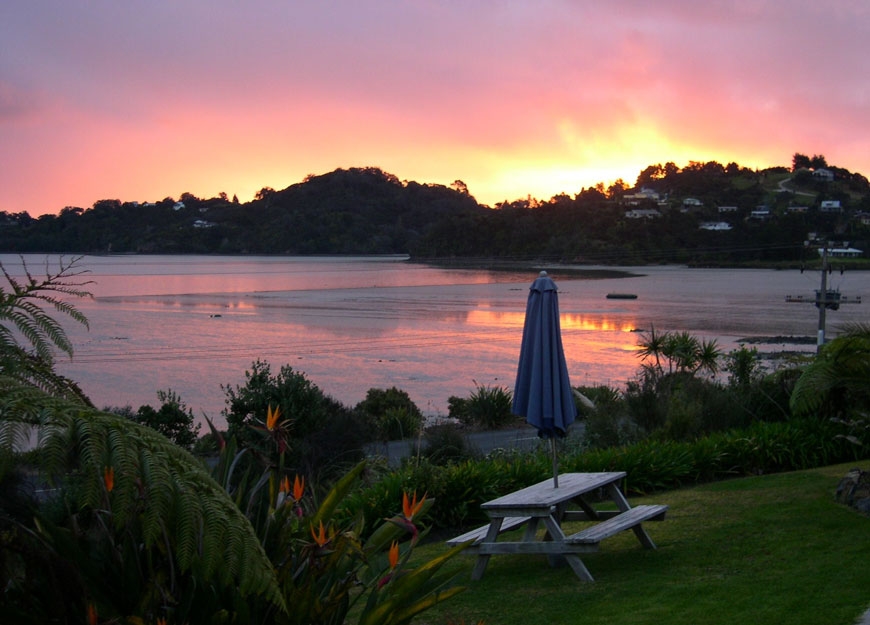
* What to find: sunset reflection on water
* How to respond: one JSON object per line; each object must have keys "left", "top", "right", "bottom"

{"left": 7, "top": 254, "right": 865, "bottom": 426}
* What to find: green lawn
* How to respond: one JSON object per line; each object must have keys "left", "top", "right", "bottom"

{"left": 411, "top": 462, "right": 870, "bottom": 625}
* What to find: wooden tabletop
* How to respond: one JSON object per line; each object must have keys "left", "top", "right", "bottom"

{"left": 481, "top": 472, "right": 627, "bottom": 512}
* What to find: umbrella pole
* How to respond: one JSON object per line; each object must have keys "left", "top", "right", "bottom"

{"left": 551, "top": 438, "right": 559, "bottom": 488}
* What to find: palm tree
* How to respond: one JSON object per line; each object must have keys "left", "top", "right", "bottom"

{"left": 663, "top": 331, "right": 700, "bottom": 374}
{"left": 693, "top": 338, "right": 723, "bottom": 378}
{"left": 636, "top": 325, "right": 667, "bottom": 374}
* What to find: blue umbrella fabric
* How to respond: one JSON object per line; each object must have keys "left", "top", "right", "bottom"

{"left": 512, "top": 271, "right": 577, "bottom": 486}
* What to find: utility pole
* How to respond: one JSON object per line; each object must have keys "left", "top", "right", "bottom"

{"left": 786, "top": 238, "right": 859, "bottom": 340}
{"left": 817, "top": 242, "right": 828, "bottom": 353}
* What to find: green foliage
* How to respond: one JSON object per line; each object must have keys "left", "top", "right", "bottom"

{"left": 207, "top": 427, "right": 468, "bottom": 625}
{"left": 0, "top": 255, "right": 466, "bottom": 625}
{"left": 450, "top": 383, "right": 516, "bottom": 430}
{"left": 133, "top": 388, "right": 201, "bottom": 449}
{"left": 636, "top": 327, "right": 722, "bottom": 377}
{"left": 0, "top": 256, "right": 93, "bottom": 402}
{"left": 415, "top": 464, "right": 870, "bottom": 625}
{"left": 355, "top": 386, "right": 424, "bottom": 441}
{"left": 620, "top": 331, "right": 787, "bottom": 443}
{"left": 7, "top": 157, "right": 865, "bottom": 262}
{"left": 222, "top": 359, "right": 367, "bottom": 480}
{"left": 725, "top": 345, "right": 763, "bottom": 387}
{"left": 576, "top": 385, "right": 641, "bottom": 450}
{"left": 446, "top": 395, "right": 469, "bottom": 422}
{"left": 421, "top": 424, "right": 480, "bottom": 466}
{"left": 790, "top": 322, "right": 870, "bottom": 419}
{"left": 0, "top": 383, "right": 284, "bottom": 623}
{"left": 348, "top": 418, "right": 869, "bottom": 533}
{"left": 790, "top": 323, "right": 870, "bottom": 449}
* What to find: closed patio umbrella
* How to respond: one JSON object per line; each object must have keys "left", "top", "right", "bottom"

{"left": 512, "top": 271, "right": 577, "bottom": 487}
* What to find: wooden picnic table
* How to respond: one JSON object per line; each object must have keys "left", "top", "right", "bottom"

{"left": 447, "top": 472, "right": 667, "bottom": 581}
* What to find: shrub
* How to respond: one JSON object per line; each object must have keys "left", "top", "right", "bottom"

{"left": 355, "top": 387, "right": 424, "bottom": 441}
{"left": 422, "top": 424, "right": 479, "bottom": 465}
{"left": 347, "top": 417, "right": 870, "bottom": 532}
{"left": 464, "top": 384, "right": 516, "bottom": 430}
{"left": 623, "top": 369, "right": 668, "bottom": 435}
{"left": 447, "top": 395, "right": 470, "bottom": 424}
{"left": 222, "top": 359, "right": 367, "bottom": 480}
{"left": 725, "top": 345, "right": 762, "bottom": 387}
{"left": 132, "top": 389, "right": 201, "bottom": 449}
{"left": 577, "top": 385, "right": 642, "bottom": 450}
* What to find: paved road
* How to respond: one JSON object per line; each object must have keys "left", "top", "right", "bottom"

{"left": 777, "top": 176, "right": 816, "bottom": 197}
{"left": 367, "top": 424, "right": 586, "bottom": 466}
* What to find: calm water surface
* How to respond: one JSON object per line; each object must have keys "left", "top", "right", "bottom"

{"left": 4, "top": 254, "right": 868, "bottom": 427}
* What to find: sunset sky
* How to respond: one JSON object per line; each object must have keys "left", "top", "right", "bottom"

{"left": 2, "top": 1, "right": 869, "bottom": 216}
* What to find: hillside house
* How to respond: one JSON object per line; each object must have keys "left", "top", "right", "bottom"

{"left": 819, "top": 200, "right": 842, "bottom": 213}
{"left": 717, "top": 205, "right": 738, "bottom": 213}
{"left": 700, "top": 221, "right": 733, "bottom": 231}
{"left": 749, "top": 207, "right": 771, "bottom": 220}
{"left": 819, "top": 246, "right": 863, "bottom": 258}
{"left": 786, "top": 205, "right": 809, "bottom": 213}
{"left": 625, "top": 208, "right": 662, "bottom": 219}
{"left": 623, "top": 187, "right": 661, "bottom": 205}
{"left": 813, "top": 168, "right": 834, "bottom": 182}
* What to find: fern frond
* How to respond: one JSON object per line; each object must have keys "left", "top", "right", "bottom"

{"left": 0, "top": 418, "right": 32, "bottom": 454}
{"left": 0, "top": 256, "right": 90, "bottom": 365}
{"left": 0, "top": 379, "right": 286, "bottom": 613}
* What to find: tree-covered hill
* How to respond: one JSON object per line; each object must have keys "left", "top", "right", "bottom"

{"left": 2, "top": 156, "right": 869, "bottom": 264}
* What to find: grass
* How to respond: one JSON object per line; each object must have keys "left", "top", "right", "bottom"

{"left": 411, "top": 462, "right": 870, "bottom": 625}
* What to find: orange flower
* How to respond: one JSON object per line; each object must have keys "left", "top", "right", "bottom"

{"left": 293, "top": 474, "right": 305, "bottom": 501}
{"left": 402, "top": 491, "right": 426, "bottom": 521}
{"left": 311, "top": 520, "right": 329, "bottom": 547}
{"left": 266, "top": 405, "right": 281, "bottom": 431}
{"left": 87, "top": 603, "right": 98, "bottom": 625}
{"left": 388, "top": 540, "right": 400, "bottom": 570}
{"left": 103, "top": 466, "right": 114, "bottom": 493}
{"left": 279, "top": 475, "right": 291, "bottom": 495}
{"left": 156, "top": 618, "right": 167, "bottom": 625}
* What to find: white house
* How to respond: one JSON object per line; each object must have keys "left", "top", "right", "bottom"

{"left": 813, "top": 168, "right": 834, "bottom": 182}
{"left": 625, "top": 208, "right": 662, "bottom": 219}
{"left": 699, "top": 221, "right": 733, "bottom": 231}
{"left": 786, "top": 205, "right": 809, "bottom": 213}
{"left": 819, "top": 247, "right": 862, "bottom": 258}
{"left": 623, "top": 187, "right": 661, "bottom": 205}
{"left": 717, "top": 205, "right": 738, "bottom": 213}
{"left": 819, "top": 200, "right": 842, "bottom": 212}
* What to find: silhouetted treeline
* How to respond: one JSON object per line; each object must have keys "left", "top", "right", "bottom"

{"left": 2, "top": 157, "right": 869, "bottom": 264}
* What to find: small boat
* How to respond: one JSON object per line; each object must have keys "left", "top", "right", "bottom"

{"left": 606, "top": 293, "right": 638, "bottom": 300}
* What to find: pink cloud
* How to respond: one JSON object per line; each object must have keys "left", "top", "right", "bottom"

{"left": 1, "top": 1, "right": 869, "bottom": 214}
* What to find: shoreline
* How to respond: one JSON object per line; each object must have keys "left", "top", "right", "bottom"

{"left": 417, "top": 257, "right": 646, "bottom": 280}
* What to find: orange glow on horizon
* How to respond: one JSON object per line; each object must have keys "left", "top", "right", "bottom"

{"left": 466, "top": 310, "right": 639, "bottom": 333}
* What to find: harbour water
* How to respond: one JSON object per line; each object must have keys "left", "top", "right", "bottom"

{"left": 3, "top": 254, "right": 867, "bottom": 427}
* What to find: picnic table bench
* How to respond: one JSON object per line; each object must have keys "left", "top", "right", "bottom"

{"left": 447, "top": 472, "right": 667, "bottom": 581}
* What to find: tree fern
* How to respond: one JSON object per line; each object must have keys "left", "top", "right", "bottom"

{"left": 791, "top": 324, "right": 870, "bottom": 417}
{"left": 0, "top": 257, "right": 94, "bottom": 404}
{"left": 0, "top": 256, "right": 91, "bottom": 359}
{"left": 0, "top": 379, "right": 287, "bottom": 616}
